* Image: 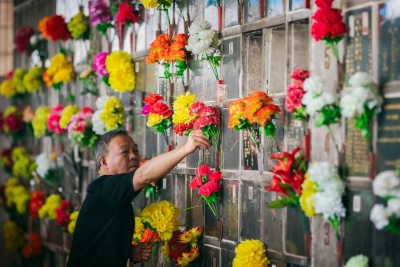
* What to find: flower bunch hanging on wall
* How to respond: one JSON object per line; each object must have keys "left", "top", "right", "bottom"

{"left": 10, "top": 185, "right": 30, "bottom": 214}
{"left": 105, "top": 50, "right": 135, "bottom": 92}
{"left": 35, "top": 153, "right": 57, "bottom": 183}
{"left": 0, "top": 72, "right": 17, "bottom": 99}
{"left": 92, "top": 96, "right": 126, "bottom": 135}
{"left": 285, "top": 69, "right": 310, "bottom": 127}
{"left": 89, "top": 0, "right": 113, "bottom": 36}
{"left": 3, "top": 220, "right": 25, "bottom": 251}
{"left": 232, "top": 239, "right": 269, "bottom": 267}
{"left": 59, "top": 105, "right": 81, "bottom": 131}
{"left": 161, "top": 227, "right": 203, "bottom": 267}
{"left": 11, "top": 147, "right": 37, "bottom": 180}
{"left": 3, "top": 106, "right": 24, "bottom": 141}
{"left": 43, "top": 53, "right": 74, "bottom": 90}
{"left": 1, "top": 148, "right": 13, "bottom": 174}
{"left": 5, "top": 178, "right": 20, "bottom": 209}
{"left": 47, "top": 105, "right": 66, "bottom": 135}
{"left": 68, "top": 211, "right": 79, "bottom": 234}
{"left": 23, "top": 66, "right": 44, "bottom": 94}
{"left": 38, "top": 15, "right": 71, "bottom": 42}
{"left": 55, "top": 200, "right": 74, "bottom": 231}
{"left": 228, "top": 91, "right": 281, "bottom": 152}
{"left": 115, "top": 1, "right": 138, "bottom": 26}
{"left": 21, "top": 232, "right": 42, "bottom": 259}
{"left": 38, "top": 194, "right": 61, "bottom": 220}
{"left": 142, "top": 94, "right": 173, "bottom": 145}
{"left": 13, "top": 68, "right": 28, "bottom": 95}
{"left": 29, "top": 191, "right": 45, "bottom": 221}
{"left": 68, "top": 106, "right": 98, "bottom": 150}
{"left": 146, "top": 33, "right": 189, "bottom": 85}
{"left": 93, "top": 52, "right": 109, "bottom": 86}
{"left": 14, "top": 26, "right": 35, "bottom": 54}
{"left": 141, "top": 0, "right": 173, "bottom": 25}
{"left": 186, "top": 21, "right": 221, "bottom": 81}
{"left": 68, "top": 10, "right": 90, "bottom": 40}
{"left": 32, "top": 106, "right": 51, "bottom": 138}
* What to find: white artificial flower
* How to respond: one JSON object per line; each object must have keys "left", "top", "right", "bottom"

{"left": 187, "top": 40, "right": 216, "bottom": 58}
{"left": 373, "top": 170, "right": 400, "bottom": 198}
{"left": 314, "top": 189, "right": 346, "bottom": 220}
{"left": 35, "top": 153, "right": 55, "bottom": 178}
{"left": 186, "top": 20, "right": 220, "bottom": 59}
{"left": 340, "top": 93, "right": 362, "bottom": 118}
{"left": 188, "top": 21, "right": 212, "bottom": 35}
{"left": 30, "top": 35, "right": 38, "bottom": 45}
{"left": 95, "top": 95, "right": 110, "bottom": 110}
{"left": 302, "top": 77, "right": 338, "bottom": 116}
{"left": 349, "top": 72, "right": 373, "bottom": 87}
{"left": 303, "top": 76, "right": 325, "bottom": 95}
{"left": 370, "top": 204, "right": 390, "bottom": 230}
{"left": 92, "top": 110, "right": 106, "bottom": 135}
{"left": 346, "top": 255, "right": 369, "bottom": 267}
{"left": 387, "top": 198, "right": 400, "bottom": 218}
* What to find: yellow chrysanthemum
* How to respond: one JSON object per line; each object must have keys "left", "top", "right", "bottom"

{"left": 4, "top": 221, "right": 25, "bottom": 251}
{"left": 12, "top": 147, "right": 28, "bottom": 162}
{"left": 0, "top": 80, "right": 17, "bottom": 98}
{"left": 60, "top": 105, "right": 80, "bottom": 129}
{"left": 12, "top": 185, "right": 30, "bottom": 214}
{"left": 100, "top": 97, "right": 125, "bottom": 131}
{"left": 172, "top": 92, "right": 197, "bottom": 124}
{"left": 105, "top": 50, "right": 135, "bottom": 92}
{"left": 32, "top": 106, "right": 51, "bottom": 138}
{"left": 68, "top": 221, "right": 76, "bottom": 234}
{"left": 38, "top": 194, "right": 61, "bottom": 220}
{"left": 5, "top": 178, "right": 20, "bottom": 207}
{"left": 67, "top": 11, "right": 89, "bottom": 39}
{"left": 140, "top": 200, "right": 180, "bottom": 241}
{"left": 12, "top": 68, "right": 27, "bottom": 93}
{"left": 23, "top": 66, "right": 44, "bottom": 93}
{"left": 179, "top": 226, "right": 203, "bottom": 247}
{"left": 161, "top": 241, "right": 170, "bottom": 260}
{"left": 70, "top": 211, "right": 79, "bottom": 221}
{"left": 147, "top": 114, "right": 164, "bottom": 127}
{"left": 177, "top": 247, "right": 199, "bottom": 267}
{"left": 232, "top": 239, "right": 269, "bottom": 267}
{"left": 299, "top": 174, "right": 318, "bottom": 217}
{"left": 12, "top": 157, "right": 36, "bottom": 180}
{"left": 141, "top": 0, "right": 172, "bottom": 8}
{"left": 47, "top": 54, "right": 74, "bottom": 85}
{"left": 133, "top": 217, "right": 144, "bottom": 241}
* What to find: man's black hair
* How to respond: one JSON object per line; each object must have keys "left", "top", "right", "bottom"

{"left": 95, "top": 129, "right": 129, "bottom": 169}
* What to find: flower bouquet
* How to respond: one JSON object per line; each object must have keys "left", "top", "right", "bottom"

{"left": 300, "top": 161, "right": 346, "bottom": 240}
{"left": 5, "top": 178, "right": 20, "bottom": 209}
{"left": 32, "top": 106, "right": 51, "bottom": 138}
{"left": 4, "top": 220, "right": 25, "bottom": 251}
{"left": 0, "top": 71, "right": 18, "bottom": 99}
{"left": 142, "top": 93, "right": 173, "bottom": 146}
{"left": 11, "top": 147, "right": 37, "bottom": 180}
{"left": 35, "top": 153, "right": 57, "bottom": 183}
{"left": 68, "top": 10, "right": 90, "bottom": 41}
{"left": 161, "top": 227, "right": 203, "bottom": 267}
{"left": 14, "top": 26, "right": 35, "bottom": 54}
{"left": 38, "top": 194, "right": 61, "bottom": 220}
{"left": 10, "top": 185, "right": 30, "bottom": 214}
{"left": 114, "top": 1, "right": 138, "bottom": 27}
{"left": 228, "top": 91, "right": 281, "bottom": 152}
{"left": 29, "top": 191, "right": 45, "bottom": 221}
{"left": 89, "top": 0, "right": 113, "bottom": 37}
{"left": 13, "top": 68, "right": 29, "bottom": 96}
{"left": 105, "top": 50, "right": 135, "bottom": 92}
{"left": 311, "top": 0, "right": 347, "bottom": 63}
{"left": 189, "top": 164, "right": 222, "bottom": 218}
{"left": 92, "top": 96, "right": 126, "bottom": 135}
{"left": 23, "top": 66, "right": 44, "bottom": 94}
{"left": 93, "top": 52, "right": 109, "bottom": 87}
{"left": 55, "top": 200, "right": 75, "bottom": 231}
{"left": 38, "top": 15, "right": 71, "bottom": 42}
{"left": 232, "top": 239, "right": 269, "bottom": 267}
{"left": 60, "top": 105, "right": 81, "bottom": 131}
{"left": 43, "top": 53, "right": 74, "bottom": 90}
{"left": 186, "top": 21, "right": 221, "bottom": 81}
{"left": 370, "top": 170, "right": 400, "bottom": 234}
{"left": 3, "top": 106, "right": 24, "bottom": 141}
{"left": 21, "top": 232, "right": 43, "bottom": 259}
{"left": 47, "top": 105, "right": 66, "bottom": 135}
{"left": 68, "top": 107, "right": 98, "bottom": 151}
{"left": 146, "top": 33, "right": 189, "bottom": 86}
{"left": 68, "top": 211, "right": 79, "bottom": 234}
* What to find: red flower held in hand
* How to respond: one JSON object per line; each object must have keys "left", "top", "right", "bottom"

{"left": 195, "top": 164, "right": 211, "bottom": 176}
{"left": 198, "top": 180, "right": 221, "bottom": 197}
{"left": 174, "top": 122, "right": 193, "bottom": 136}
{"left": 208, "top": 170, "right": 222, "bottom": 182}
{"left": 144, "top": 94, "right": 163, "bottom": 105}
{"left": 198, "top": 106, "right": 217, "bottom": 117}
{"left": 149, "top": 102, "right": 172, "bottom": 118}
{"left": 189, "top": 176, "right": 203, "bottom": 189}
{"left": 189, "top": 102, "right": 205, "bottom": 116}
{"left": 315, "top": 0, "right": 333, "bottom": 9}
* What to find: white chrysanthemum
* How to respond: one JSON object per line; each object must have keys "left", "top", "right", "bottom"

{"left": 36, "top": 153, "right": 55, "bottom": 178}
{"left": 95, "top": 95, "right": 110, "bottom": 110}
{"left": 188, "top": 21, "right": 212, "bottom": 35}
{"left": 92, "top": 110, "right": 106, "bottom": 135}
{"left": 340, "top": 93, "right": 363, "bottom": 118}
{"left": 346, "top": 255, "right": 369, "bottom": 267}
{"left": 349, "top": 72, "right": 374, "bottom": 87}
{"left": 303, "top": 76, "right": 325, "bottom": 95}
{"left": 370, "top": 204, "right": 389, "bottom": 230}
{"left": 302, "top": 77, "right": 338, "bottom": 116}
{"left": 387, "top": 198, "right": 400, "bottom": 218}
{"left": 186, "top": 20, "right": 220, "bottom": 59}
{"left": 373, "top": 170, "right": 400, "bottom": 198}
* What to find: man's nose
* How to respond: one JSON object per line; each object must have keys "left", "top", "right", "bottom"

{"left": 129, "top": 151, "right": 138, "bottom": 160}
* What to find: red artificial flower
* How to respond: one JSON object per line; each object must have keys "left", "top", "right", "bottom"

{"left": 265, "top": 176, "right": 288, "bottom": 196}
{"left": 29, "top": 191, "right": 45, "bottom": 220}
{"left": 208, "top": 170, "right": 222, "bottom": 182}
{"left": 193, "top": 116, "right": 214, "bottom": 130}
{"left": 198, "top": 180, "right": 221, "bottom": 197}
{"left": 315, "top": 0, "right": 333, "bottom": 9}
{"left": 116, "top": 3, "right": 137, "bottom": 25}
{"left": 189, "top": 102, "right": 205, "bottom": 116}
{"left": 290, "top": 69, "right": 310, "bottom": 81}
{"left": 311, "top": 6, "right": 347, "bottom": 42}
{"left": 140, "top": 228, "right": 161, "bottom": 242}
{"left": 1, "top": 148, "right": 13, "bottom": 173}
{"left": 21, "top": 232, "right": 42, "bottom": 258}
{"left": 189, "top": 176, "right": 203, "bottom": 189}
{"left": 55, "top": 200, "right": 74, "bottom": 229}
{"left": 5, "top": 113, "right": 24, "bottom": 133}
{"left": 173, "top": 122, "right": 192, "bottom": 136}
{"left": 15, "top": 26, "right": 35, "bottom": 54}
{"left": 143, "top": 94, "right": 163, "bottom": 105}
{"left": 168, "top": 230, "right": 188, "bottom": 262}
{"left": 198, "top": 106, "right": 217, "bottom": 117}
{"left": 195, "top": 164, "right": 211, "bottom": 176}
{"left": 149, "top": 102, "right": 172, "bottom": 118}
{"left": 330, "top": 22, "right": 348, "bottom": 38}
{"left": 46, "top": 15, "right": 71, "bottom": 42}
{"left": 285, "top": 86, "right": 305, "bottom": 112}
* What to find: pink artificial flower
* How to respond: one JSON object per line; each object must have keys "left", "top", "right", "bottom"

{"left": 290, "top": 69, "right": 310, "bottom": 81}
{"left": 285, "top": 86, "right": 305, "bottom": 112}
{"left": 208, "top": 170, "right": 222, "bottom": 182}
{"left": 81, "top": 106, "right": 94, "bottom": 119}
{"left": 93, "top": 52, "right": 109, "bottom": 77}
{"left": 198, "top": 180, "right": 221, "bottom": 197}
{"left": 142, "top": 104, "right": 151, "bottom": 115}
{"left": 76, "top": 121, "right": 87, "bottom": 133}
{"left": 47, "top": 114, "right": 65, "bottom": 134}
{"left": 189, "top": 102, "right": 205, "bottom": 116}
{"left": 189, "top": 176, "right": 203, "bottom": 189}
{"left": 195, "top": 164, "right": 211, "bottom": 176}
{"left": 193, "top": 116, "right": 215, "bottom": 130}
{"left": 198, "top": 106, "right": 217, "bottom": 117}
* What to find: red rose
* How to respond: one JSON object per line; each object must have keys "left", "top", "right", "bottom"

{"left": 198, "top": 180, "right": 221, "bottom": 197}
{"left": 311, "top": 22, "right": 331, "bottom": 41}
{"left": 149, "top": 102, "right": 172, "bottom": 118}
{"left": 315, "top": 0, "right": 333, "bottom": 9}
{"left": 195, "top": 164, "right": 211, "bottom": 176}
{"left": 208, "top": 170, "right": 222, "bottom": 182}
{"left": 143, "top": 94, "right": 163, "bottom": 105}
{"left": 290, "top": 69, "right": 310, "bottom": 81}
{"left": 189, "top": 176, "right": 203, "bottom": 189}
{"left": 330, "top": 22, "right": 348, "bottom": 38}
{"left": 285, "top": 86, "right": 305, "bottom": 112}
{"left": 117, "top": 3, "right": 137, "bottom": 24}
{"left": 189, "top": 102, "right": 205, "bottom": 116}
{"left": 198, "top": 106, "right": 217, "bottom": 117}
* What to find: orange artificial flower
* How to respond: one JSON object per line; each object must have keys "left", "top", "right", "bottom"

{"left": 244, "top": 91, "right": 280, "bottom": 126}
{"left": 227, "top": 98, "right": 248, "bottom": 129}
{"left": 38, "top": 16, "right": 51, "bottom": 39}
{"left": 42, "top": 69, "right": 54, "bottom": 88}
{"left": 249, "top": 105, "right": 281, "bottom": 126}
{"left": 140, "top": 228, "right": 161, "bottom": 242}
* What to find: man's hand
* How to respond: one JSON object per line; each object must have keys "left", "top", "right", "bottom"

{"left": 132, "top": 242, "right": 153, "bottom": 263}
{"left": 184, "top": 130, "right": 211, "bottom": 154}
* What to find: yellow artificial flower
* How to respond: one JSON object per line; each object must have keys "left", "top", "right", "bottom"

{"left": 12, "top": 157, "right": 36, "bottom": 180}
{"left": 300, "top": 174, "right": 318, "bottom": 217}
{"left": 133, "top": 217, "right": 144, "bottom": 241}
{"left": 0, "top": 80, "right": 17, "bottom": 98}
{"left": 12, "top": 68, "right": 27, "bottom": 93}
{"left": 172, "top": 92, "right": 196, "bottom": 124}
{"left": 5, "top": 178, "right": 20, "bottom": 207}
{"left": 4, "top": 106, "right": 18, "bottom": 118}
{"left": 4, "top": 221, "right": 25, "bottom": 251}
{"left": 38, "top": 194, "right": 61, "bottom": 220}
{"left": 67, "top": 11, "right": 89, "bottom": 40}
{"left": 53, "top": 65, "right": 74, "bottom": 84}
{"left": 232, "top": 239, "right": 269, "bottom": 267}
{"left": 60, "top": 105, "right": 80, "bottom": 129}
{"left": 179, "top": 226, "right": 203, "bottom": 247}
{"left": 161, "top": 241, "right": 170, "bottom": 261}
{"left": 68, "top": 221, "right": 76, "bottom": 234}
{"left": 12, "top": 147, "right": 28, "bottom": 162}
{"left": 147, "top": 114, "right": 164, "bottom": 127}
{"left": 23, "top": 66, "right": 44, "bottom": 93}
{"left": 70, "top": 211, "right": 79, "bottom": 221}
{"left": 177, "top": 247, "right": 199, "bottom": 267}
{"left": 100, "top": 97, "right": 125, "bottom": 131}
{"left": 140, "top": 200, "right": 180, "bottom": 241}
{"left": 32, "top": 106, "right": 51, "bottom": 138}
{"left": 12, "top": 185, "right": 30, "bottom": 214}
{"left": 47, "top": 54, "right": 74, "bottom": 85}
{"left": 141, "top": 0, "right": 172, "bottom": 8}
{"left": 105, "top": 50, "right": 135, "bottom": 92}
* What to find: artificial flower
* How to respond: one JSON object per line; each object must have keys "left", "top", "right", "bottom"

{"left": 47, "top": 105, "right": 66, "bottom": 135}
{"left": 15, "top": 26, "right": 35, "bottom": 54}
{"left": 11, "top": 147, "right": 37, "bottom": 180}
{"left": 29, "top": 191, "right": 45, "bottom": 220}
{"left": 13, "top": 68, "right": 27, "bottom": 94}
{"left": 23, "top": 66, "right": 44, "bottom": 93}
{"left": 21, "top": 232, "right": 42, "bottom": 258}
{"left": 35, "top": 153, "right": 56, "bottom": 178}
{"left": 179, "top": 227, "right": 203, "bottom": 247}
{"left": 0, "top": 79, "right": 17, "bottom": 99}
{"left": 299, "top": 176, "right": 318, "bottom": 217}
{"left": 172, "top": 93, "right": 197, "bottom": 135}
{"left": 285, "top": 69, "right": 310, "bottom": 125}
{"left": 176, "top": 247, "right": 199, "bottom": 267}
{"left": 100, "top": 97, "right": 125, "bottom": 131}
{"left": 60, "top": 105, "right": 80, "bottom": 129}
{"left": 32, "top": 106, "right": 51, "bottom": 138}
{"left": 4, "top": 221, "right": 25, "bottom": 251}
{"left": 232, "top": 239, "right": 269, "bottom": 267}
{"left": 105, "top": 50, "right": 135, "bottom": 92}
{"left": 346, "top": 255, "right": 369, "bottom": 267}
{"left": 372, "top": 170, "right": 400, "bottom": 198}
{"left": 116, "top": 3, "right": 137, "bottom": 26}
{"left": 370, "top": 204, "right": 389, "bottom": 230}
{"left": 89, "top": 0, "right": 112, "bottom": 36}
{"left": 5, "top": 177, "right": 20, "bottom": 208}
{"left": 68, "top": 11, "right": 90, "bottom": 40}
{"left": 132, "top": 217, "right": 145, "bottom": 244}
{"left": 3, "top": 106, "right": 24, "bottom": 135}
{"left": 93, "top": 52, "right": 109, "bottom": 77}
{"left": 11, "top": 185, "right": 30, "bottom": 214}
{"left": 45, "top": 53, "right": 74, "bottom": 89}
{"left": 55, "top": 200, "right": 74, "bottom": 230}
{"left": 1, "top": 148, "right": 13, "bottom": 174}
{"left": 68, "top": 107, "right": 98, "bottom": 149}
{"left": 38, "top": 194, "right": 61, "bottom": 220}
{"left": 68, "top": 211, "right": 79, "bottom": 234}
{"left": 38, "top": 15, "right": 71, "bottom": 42}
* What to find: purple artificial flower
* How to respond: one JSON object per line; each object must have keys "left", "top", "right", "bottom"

{"left": 93, "top": 52, "right": 109, "bottom": 77}
{"left": 89, "top": 0, "right": 112, "bottom": 27}
{"left": 142, "top": 104, "right": 151, "bottom": 115}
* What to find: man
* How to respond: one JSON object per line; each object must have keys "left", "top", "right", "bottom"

{"left": 67, "top": 129, "right": 210, "bottom": 266}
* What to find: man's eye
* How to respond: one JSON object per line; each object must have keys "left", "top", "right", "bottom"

{"left": 122, "top": 151, "right": 128, "bottom": 153}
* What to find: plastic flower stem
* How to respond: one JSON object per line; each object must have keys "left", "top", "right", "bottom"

{"left": 245, "top": 126, "right": 259, "bottom": 153}
{"left": 206, "top": 56, "right": 219, "bottom": 81}
{"left": 326, "top": 125, "right": 339, "bottom": 154}
{"left": 327, "top": 42, "right": 339, "bottom": 64}
{"left": 301, "top": 118, "right": 307, "bottom": 135}
{"left": 164, "top": 9, "right": 171, "bottom": 25}
{"left": 270, "top": 134, "right": 280, "bottom": 152}
{"left": 203, "top": 195, "right": 217, "bottom": 217}
{"left": 162, "top": 131, "right": 169, "bottom": 145}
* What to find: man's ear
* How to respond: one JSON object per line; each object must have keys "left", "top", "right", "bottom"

{"left": 100, "top": 155, "right": 108, "bottom": 169}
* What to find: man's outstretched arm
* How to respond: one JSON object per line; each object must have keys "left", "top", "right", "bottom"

{"left": 132, "top": 130, "right": 210, "bottom": 192}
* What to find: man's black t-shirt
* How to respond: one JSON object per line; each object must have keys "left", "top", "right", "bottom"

{"left": 67, "top": 171, "right": 139, "bottom": 267}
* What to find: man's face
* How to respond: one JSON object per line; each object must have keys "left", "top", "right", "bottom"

{"left": 101, "top": 135, "right": 140, "bottom": 175}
